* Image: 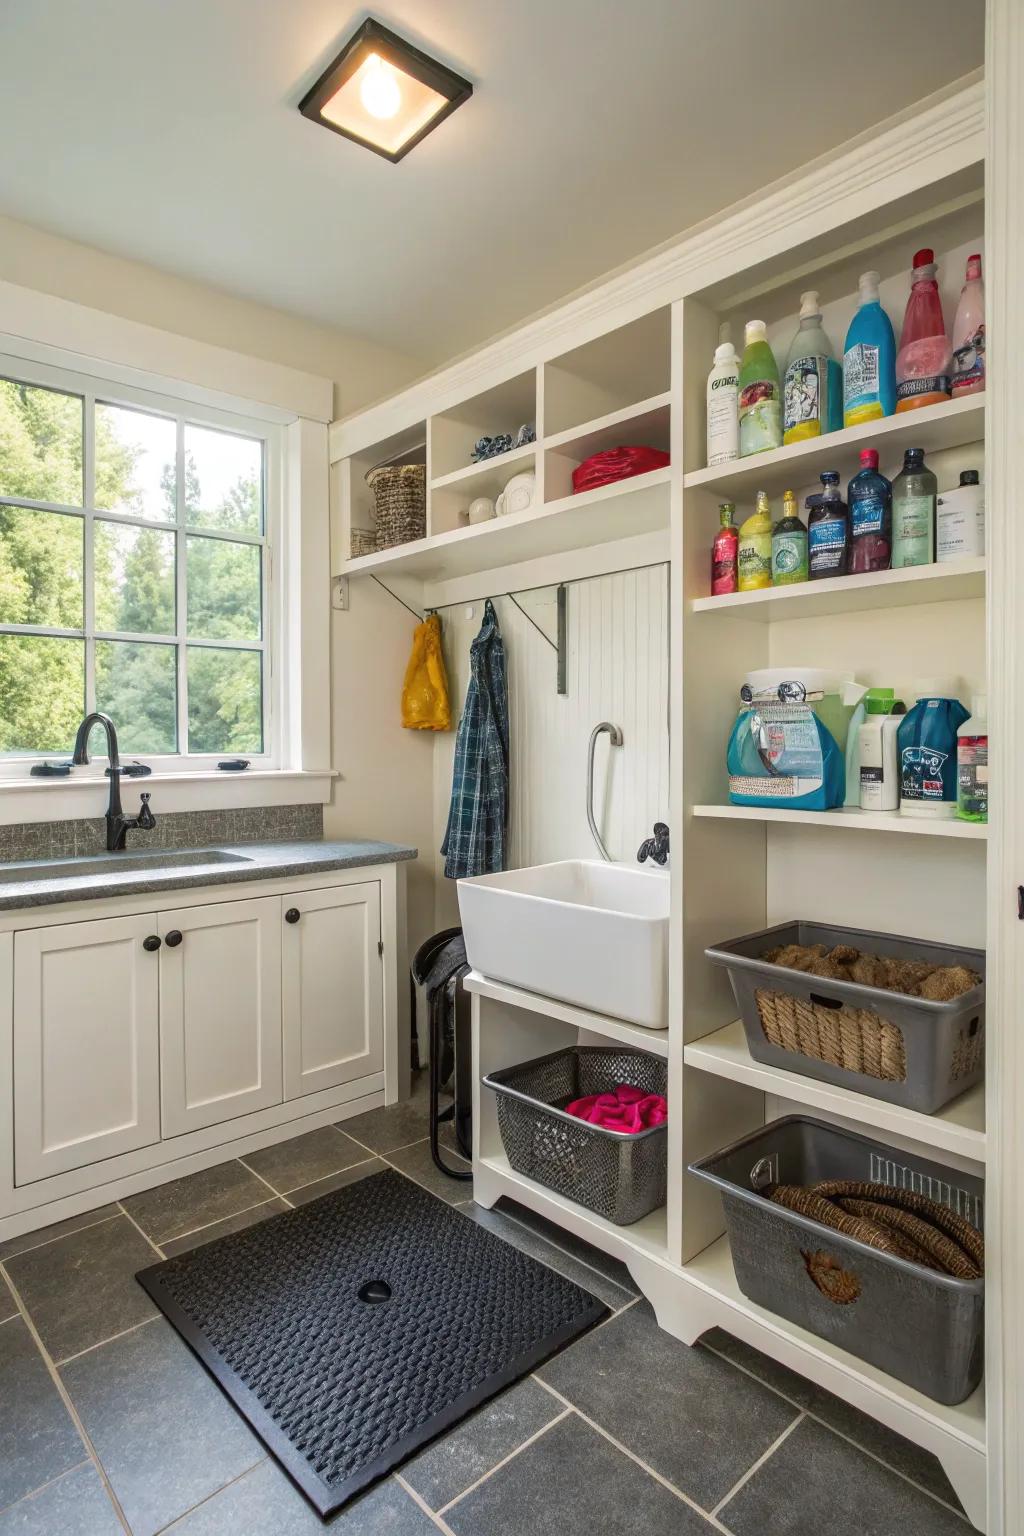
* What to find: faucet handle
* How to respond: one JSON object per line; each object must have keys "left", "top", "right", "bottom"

{"left": 637, "top": 821, "right": 670, "bottom": 866}
{"left": 136, "top": 792, "right": 157, "bottom": 831}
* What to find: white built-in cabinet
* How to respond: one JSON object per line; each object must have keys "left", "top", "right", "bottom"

{"left": 4, "top": 867, "right": 399, "bottom": 1204}
{"left": 282, "top": 881, "right": 384, "bottom": 1099}
{"left": 13, "top": 914, "right": 161, "bottom": 1183}
{"left": 159, "top": 896, "right": 283, "bottom": 1138}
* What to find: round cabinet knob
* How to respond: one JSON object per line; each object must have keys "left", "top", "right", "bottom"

{"left": 142, "top": 934, "right": 161, "bottom": 952}
{"left": 284, "top": 908, "right": 301, "bottom": 925}
{"left": 164, "top": 930, "right": 183, "bottom": 947}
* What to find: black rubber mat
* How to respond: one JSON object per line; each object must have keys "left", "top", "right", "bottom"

{"left": 137, "top": 1168, "right": 607, "bottom": 1517}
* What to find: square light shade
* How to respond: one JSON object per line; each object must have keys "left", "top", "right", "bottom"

{"left": 299, "top": 19, "right": 472, "bottom": 162}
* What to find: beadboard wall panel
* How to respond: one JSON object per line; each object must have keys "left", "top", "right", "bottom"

{"left": 433, "top": 565, "right": 670, "bottom": 930}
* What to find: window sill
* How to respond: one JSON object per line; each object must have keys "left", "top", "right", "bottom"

{"left": 0, "top": 769, "right": 337, "bottom": 826}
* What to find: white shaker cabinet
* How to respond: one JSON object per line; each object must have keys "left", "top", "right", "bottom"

{"left": 158, "top": 895, "right": 283, "bottom": 1137}
{"left": 282, "top": 882, "right": 384, "bottom": 1099}
{"left": 13, "top": 914, "right": 161, "bottom": 1183}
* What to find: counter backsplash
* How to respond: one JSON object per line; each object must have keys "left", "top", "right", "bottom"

{"left": 0, "top": 804, "right": 324, "bottom": 863}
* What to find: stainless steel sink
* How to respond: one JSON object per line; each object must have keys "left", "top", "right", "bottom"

{"left": 0, "top": 849, "right": 252, "bottom": 883}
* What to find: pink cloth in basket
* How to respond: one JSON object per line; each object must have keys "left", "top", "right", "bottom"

{"left": 565, "top": 1083, "right": 667, "bottom": 1133}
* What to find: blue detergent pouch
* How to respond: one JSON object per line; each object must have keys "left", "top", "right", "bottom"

{"left": 727, "top": 678, "right": 847, "bottom": 810}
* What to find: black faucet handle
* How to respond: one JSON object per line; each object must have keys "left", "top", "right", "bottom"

{"left": 637, "top": 821, "right": 670, "bottom": 866}
{"left": 136, "top": 792, "right": 157, "bottom": 831}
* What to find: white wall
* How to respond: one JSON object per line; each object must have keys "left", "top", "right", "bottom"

{"left": 432, "top": 565, "right": 671, "bottom": 933}
{"left": 0, "top": 213, "right": 424, "bottom": 419}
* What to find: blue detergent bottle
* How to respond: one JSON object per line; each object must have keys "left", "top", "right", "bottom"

{"left": 843, "top": 271, "right": 897, "bottom": 426}
{"left": 897, "top": 678, "right": 970, "bottom": 819}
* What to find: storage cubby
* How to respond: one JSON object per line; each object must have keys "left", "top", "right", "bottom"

{"left": 543, "top": 309, "right": 671, "bottom": 437}
{"left": 543, "top": 397, "right": 670, "bottom": 502}
{"left": 429, "top": 445, "right": 538, "bottom": 536}
{"left": 337, "top": 422, "right": 427, "bottom": 564}
{"left": 429, "top": 370, "right": 538, "bottom": 484}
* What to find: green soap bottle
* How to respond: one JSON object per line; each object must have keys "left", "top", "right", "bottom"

{"left": 771, "top": 489, "right": 808, "bottom": 585}
{"left": 738, "top": 320, "right": 783, "bottom": 457}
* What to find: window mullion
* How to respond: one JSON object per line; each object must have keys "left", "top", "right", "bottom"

{"left": 83, "top": 390, "right": 96, "bottom": 715}
{"left": 175, "top": 416, "right": 188, "bottom": 755}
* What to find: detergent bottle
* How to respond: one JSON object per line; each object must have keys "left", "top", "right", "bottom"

{"left": 783, "top": 292, "right": 843, "bottom": 443}
{"left": 895, "top": 248, "right": 952, "bottom": 412}
{"left": 843, "top": 272, "right": 897, "bottom": 426}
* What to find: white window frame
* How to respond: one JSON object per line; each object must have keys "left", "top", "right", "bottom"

{"left": 0, "top": 351, "right": 282, "bottom": 776}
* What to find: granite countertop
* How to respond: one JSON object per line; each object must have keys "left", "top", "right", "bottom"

{"left": 0, "top": 838, "right": 418, "bottom": 911}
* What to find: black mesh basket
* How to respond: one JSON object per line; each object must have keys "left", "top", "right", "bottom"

{"left": 483, "top": 1046, "right": 667, "bottom": 1226}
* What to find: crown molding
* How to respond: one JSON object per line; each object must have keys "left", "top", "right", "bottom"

{"left": 332, "top": 78, "right": 984, "bottom": 461}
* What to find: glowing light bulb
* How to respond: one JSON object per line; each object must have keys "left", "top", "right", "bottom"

{"left": 360, "top": 55, "right": 401, "bottom": 120}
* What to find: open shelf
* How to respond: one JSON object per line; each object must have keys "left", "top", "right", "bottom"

{"left": 544, "top": 393, "right": 672, "bottom": 456}
{"left": 691, "top": 558, "right": 986, "bottom": 621}
{"left": 543, "top": 309, "right": 670, "bottom": 438}
{"left": 430, "top": 442, "right": 536, "bottom": 493}
{"left": 339, "top": 465, "right": 670, "bottom": 581}
{"left": 464, "top": 971, "right": 669, "bottom": 1057}
{"left": 691, "top": 805, "right": 988, "bottom": 840}
{"left": 684, "top": 1019, "right": 985, "bottom": 1162}
{"left": 478, "top": 1149, "right": 668, "bottom": 1266}
{"left": 684, "top": 1234, "right": 986, "bottom": 1455}
{"left": 684, "top": 396, "right": 985, "bottom": 502}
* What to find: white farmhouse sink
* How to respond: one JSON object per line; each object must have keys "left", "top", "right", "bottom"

{"left": 457, "top": 860, "right": 669, "bottom": 1028}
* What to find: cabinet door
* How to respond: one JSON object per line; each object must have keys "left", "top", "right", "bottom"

{"left": 14, "top": 915, "right": 161, "bottom": 1184}
{"left": 159, "top": 896, "right": 282, "bottom": 1137}
{"left": 282, "top": 882, "right": 384, "bottom": 1099}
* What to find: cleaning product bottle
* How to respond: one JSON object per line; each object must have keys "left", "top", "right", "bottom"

{"left": 843, "top": 272, "right": 897, "bottom": 427}
{"left": 898, "top": 680, "right": 970, "bottom": 817}
{"left": 951, "top": 254, "right": 985, "bottom": 398}
{"left": 782, "top": 292, "right": 843, "bottom": 443}
{"left": 957, "top": 695, "right": 988, "bottom": 823}
{"left": 895, "top": 248, "right": 952, "bottom": 412}
{"left": 847, "top": 448, "right": 892, "bottom": 573}
{"left": 891, "top": 448, "right": 936, "bottom": 567}
{"left": 937, "top": 469, "right": 985, "bottom": 562}
{"left": 706, "top": 342, "right": 740, "bottom": 466}
{"left": 859, "top": 703, "right": 904, "bottom": 812}
{"left": 737, "top": 492, "right": 773, "bottom": 591}
{"left": 807, "top": 471, "right": 849, "bottom": 580}
{"left": 738, "top": 321, "right": 782, "bottom": 457}
{"left": 711, "top": 503, "right": 739, "bottom": 595}
{"left": 771, "top": 489, "right": 808, "bottom": 585}
{"left": 843, "top": 682, "right": 870, "bottom": 807}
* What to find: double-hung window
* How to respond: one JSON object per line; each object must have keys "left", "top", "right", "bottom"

{"left": 0, "top": 358, "right": 275, "bottom": 770}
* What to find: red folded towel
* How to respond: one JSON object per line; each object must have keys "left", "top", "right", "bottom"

{"left": 565, "top": 1083, "right": 668, "bottom": 1133}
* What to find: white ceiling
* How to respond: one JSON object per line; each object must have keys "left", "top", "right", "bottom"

{"left": 1, "top": 1, "right": 984, "bottom": 367}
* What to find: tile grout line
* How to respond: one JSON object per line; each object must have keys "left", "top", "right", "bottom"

{"left": 56, "top": 1314, "right": 161, "bottom": 1369}
{"left": 151, "top": 1194, "right": 284, "bottom": 1248}
{"left": 709, "top": 1410, "right": 805, "bottom": 1518}
{"left": 0, "top": 1259, "right": 133, "bottom": 1534}
{"left": 236, "top": 1157, "right": 296, "bottom": 1208}
{"left": 0, "top": 1457, "right": 92, "bottom": 1522}
{"left": 279, "top": 1152, "right": 385, "bottom": 1198}
{"left": 153, "top": 1459, "right": 270, "bottom": 1533}
{"left": 700, "top": 1341, "right": 969, "bottom": 1522}
{"left": 115, "top": 1200, "right": 166, "bottom": 1259}
{"left": 0, "top": 1210, "right": 122, "bottom": 1263}
{"left": 394, "top": 1471, "right": 460, "bottom": 1535}
{"left": 532, "top": 1381, "right": 732, "bottom": 1534}
{"left": 436, "top": 1408, "right": 573, "bottom": 1516}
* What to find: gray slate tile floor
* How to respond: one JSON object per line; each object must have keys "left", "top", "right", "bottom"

{"left": 0, "top": 1074, "right": 971, "bottom": 1533}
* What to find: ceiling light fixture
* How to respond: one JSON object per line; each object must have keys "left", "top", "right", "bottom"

{"left": 299, "top": 18, "right": 472, "bottom": 163}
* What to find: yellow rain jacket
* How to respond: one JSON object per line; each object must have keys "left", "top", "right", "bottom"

{"left": 402, "top": 613, "right": 452, "bottom": 731}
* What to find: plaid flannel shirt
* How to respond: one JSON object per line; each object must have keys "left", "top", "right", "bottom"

{"left": 441, "top": 600, "right": 509, "bottom": 879}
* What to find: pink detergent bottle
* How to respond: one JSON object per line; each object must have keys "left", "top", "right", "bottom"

{"left": 951, "top": 254, "right": 986, "bottom": 397}
{"left": 895, "top": 247, "right": 952, "bottom": 413}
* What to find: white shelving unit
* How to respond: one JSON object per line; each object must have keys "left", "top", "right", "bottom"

{"left": 691, "top": 804, "right": 988, "bottom": 839}
{"left": 327, "top": 75, "right": 1012, "bottom": 1532}
{"left": 684, "top": 1019, "right": 985, "bottom": 1162}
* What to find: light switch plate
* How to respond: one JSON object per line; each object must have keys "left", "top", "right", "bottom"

{"left": 331, "top": 576, "right": 350, "bottom": 611}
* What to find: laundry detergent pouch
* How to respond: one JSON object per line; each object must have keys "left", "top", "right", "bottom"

{"left": 897, "top": 694, "right": 970, "bottom": 813}
{"left": 727, "top": 674, "right": 849, "bottom": 810}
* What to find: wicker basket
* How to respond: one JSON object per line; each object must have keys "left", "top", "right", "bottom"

{"left": 349, "top": 527, "right": 378, "bottom": 559}
{"left": 705, "top": 921, "right": 985, "bottom": 1114}
{"left": 366, "top": 464, "right": 426, "bottom": 549}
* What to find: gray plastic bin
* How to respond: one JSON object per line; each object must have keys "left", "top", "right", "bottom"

{"left": 690, "top": 1115, "right": 984, "bottom": 1404}
{"left": 706, "top": 920, "right": 985, "bottom": 1114}
{"left": 484, "top": 1046, "right": 667, "bottom": 1226}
